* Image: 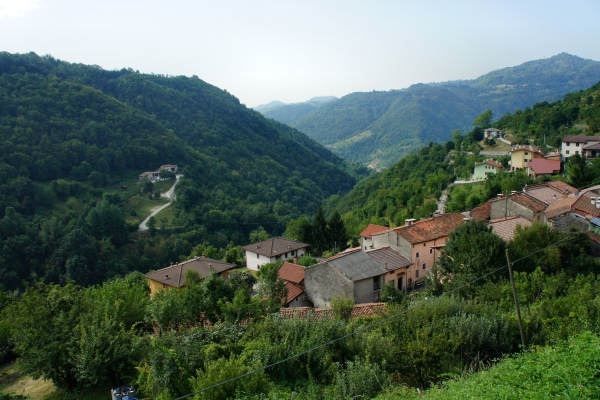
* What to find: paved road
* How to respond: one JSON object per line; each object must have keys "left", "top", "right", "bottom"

{"left": 138, "top": 174, "right": 182, "bottom": 231}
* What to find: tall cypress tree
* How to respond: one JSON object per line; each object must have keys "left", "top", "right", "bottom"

{"left": 327, "top": 210, "right": 348, "bottom": 252}
{"left": 312, "top": 207, "right": 328, "bottom": 253}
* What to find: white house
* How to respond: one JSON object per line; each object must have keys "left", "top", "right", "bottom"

{"left": 242, "top": 237, "right": 309, "bottom": 271}
{"left": 561, "top": 136, "right": 600, "bottom": 160}
{"left": 484, "top": 128, "right": 504, "bottom": 140}
{"left": 159, "top": 164, "right": 178, "bottom": 173}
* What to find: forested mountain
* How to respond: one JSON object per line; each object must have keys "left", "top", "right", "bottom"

{"left": 0, "top": 52, "right": 361, "bottom": 289}
{"left": 259, "top": 53, "right": 600, "bottom": 168}
{"left": 255, "top": 96, "right": 337, "bottom": 125}
{"left": 325, "top": 78, "right": 600, "bottom": 237}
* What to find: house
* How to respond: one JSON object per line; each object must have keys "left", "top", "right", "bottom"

{"left": 359, "top": 224, "right": 389, "bottom": 250}
{"left": 488, "top": 216, "right": 532, "bottom": 241}
{"left": 159, "top": 164, "right": 178, "bottom": 173}
{"left": 509, "top": 145, "right": 543, "bottom": 170}
{"left": 370, "top": 213, "right": 464, "bottom": 287}
{"left": 561, "top": 136, "right": 600, "bottom": 160}
{"left": 145, "top": 256, "right": 236, "bottom": 296}
{"left": 522, "top": 182, "right": 576, "bottom": 205}
{"left": 484, "top": 128, "right": 504, "bottom": 140}
{"left": 544, "top": 152, "right": 562, "bottom": 161}
{"left": 490, "top": 192, "right": 547, "bottom": 222}
{"left": 304, "top": 250, "right": 397, "bottom": 307}
{"left": 139, "top": 171, "right": 160, "bottom": 182}
{"left": 472, "top": 159, "right": 503, "bottom": 180}
{"left": 242, "top": 237, "right": 309, "bottom": 271}
{"left": 366, "top": 246, "right": 412, "bottom": 292}
{"left": 278, "top": 262, "right": 311, "bottom": 307}
{"left": 526, "top": 158, "right": 561, "bottom": 177}
{"left": 471, "top": 199, "right": 495, "bottom": 221}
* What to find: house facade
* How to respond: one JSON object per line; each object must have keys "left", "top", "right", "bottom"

{"left": 359, "top": 224, "right": 388, "bottom": 250}
{"left": 484, "top": 128, "right": 504, "bottom": 140}
{"left": 144, "top": 256, "right": 236, "bottom": 296}
{"left": 490, "top": 192, "right": 547, "bottom": 222}
{"left": 509, "top": 145, "right": 543, "bottom": 170}
{"left": 561, "top": 136, "right": 600, "bottom": 160}
{"left": 242, "top": 237, "right": 309, "bottom": 271}
{"left": 473, "top": 159, "right": 503, "bottom": 180}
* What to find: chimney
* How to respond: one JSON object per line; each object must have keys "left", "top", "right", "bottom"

{"left": 405, "top": 218, "right": 416, "bottom": 226}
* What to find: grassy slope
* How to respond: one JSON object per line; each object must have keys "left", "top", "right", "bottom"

{"left": 379, "top": 332, "right": 600, "bottom": 400}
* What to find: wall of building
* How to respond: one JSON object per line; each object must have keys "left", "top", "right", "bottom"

{"left": 473, "top": 164, "right": 498, "bottom": 180}
{"left": 511, "top": 150, "right": 541, "bottom": 170}
{"left": 561, "top": 141, "right": 585, "bottom": 160}
{"left": 362, "top": 236, "right": 374, "bottom": 250}
{"left": 490, "top": 198, "right": 535, "bottom": 221}
{"left": 148, "top": 279, "right": 170, "bottom": 297}
{"left": 353, "top": 276, "right": 381, "bottom": 304}
{"left": 245, "top": 248, "right": 307, "bottom": 271}
{"left": 385, "top": 269, "right": 407, "bottom": 291}
{"left": 287, "top": 293, "right": 312, "bottom": 308}
{"left": 372, "top": 230, "right": 396, "bottom": 250}
{"left": 304, "top": 263, "right": 353, "bottom": 307}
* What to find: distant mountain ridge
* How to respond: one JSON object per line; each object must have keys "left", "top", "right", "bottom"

{"left": 255, "top": 95, "right": 337, "bottom": 125}
{"left": 258, "top": 53, "right": 600, "bottom": 168}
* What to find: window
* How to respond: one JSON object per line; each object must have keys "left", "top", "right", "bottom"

{"left": 429, "top": 248, "right": 433, "bottom": 254}
{"left": 373, "top": 276, "right": 381, "bottom": 291}
{"left": 423, "top": 263, "right": 427, "bottom": 269}
{"left": 257, "top": 253, "right": 259, "bottom": 259}
{"left": 566, "top": 150, "right": 570, "bottom": 155}
{"left": 415, "top": 252, "right": 419, "bottom": 258}
{"left": 577, "top": 142, "right": 581, "bottom": 147}
{"left": 416, "top": 270, "right": 419, "bottom": 278}
{"left": 525, "top": 152, "right": 529, "bottom": 155}
{"left": 397, "top": 277, "right": 403, "bottom": 290}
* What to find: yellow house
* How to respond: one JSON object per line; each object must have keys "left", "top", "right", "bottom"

{"left": 145, "top": 256, "right": 236, "bottom": 296}
{"left": 509, "top": 145, "right": 543, "bottom": 170}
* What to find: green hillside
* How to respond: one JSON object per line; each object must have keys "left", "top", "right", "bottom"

{"left": 256, "top": 96, "right": 337, "bottom": 126}
{"left": 261, "top": 53, "right": 600, "bottom": 168}
{"left": 0, "top": 52, "right": 361, "bottom": 289}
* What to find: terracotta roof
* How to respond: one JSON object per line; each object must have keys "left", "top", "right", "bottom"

{"left": 360, "top": 223, "right": 389, "bottom": 238}
{"left": 393, "top": 213, "right": 464, "bottom": 244}
{"left": 278, "top": 303, "right": 386, "bottom": 320}
{"left": 489, "top": 216, "right": 532, "bottom": 241}
{"left": 510, "top": 144, "right": 543, "bottom": 155}
{"left": 472, "top": 199, "right": 495, "bottom": 221}
{"left": 523, "top": 184, "right": 566, "bottom": 205}
{"left": 510, "top": 192, "right": 547, "bottom": 212}
{"left": 278, "top": 262, "right": 305, "bottom": 285}
{"left": 242, "top": 237, "right": 309, "bottom": 257}
{"left": 562, "top": 135, "right": 600, "bottom": 143}
{"left": 139, "top": 171, "right": 156, "bottom": 177}
{"left": 526, "top": 158, "right": 561, "bottom": 175}
{"left": 572, "top": 192, "right": 600, "bottom": 218}
{"left": 587, "top": 231, "right": 600, "bottom": 244}
{"left": 476, "top": 159, "right": 503, "bottom": 169}
{"left": 145, "top": 256, "right": 236, "bottom": 288}
{"left": 283, "top": 281, "right": 304, "bottom": 305}
{"left": 545, "top": 181, "right": 579, "bottom": 195}
{"left": 545, "top": 197, "right": 577, "bottom": 219}
{"left": 365, "top": 247, "right": 411, "bottom": 271}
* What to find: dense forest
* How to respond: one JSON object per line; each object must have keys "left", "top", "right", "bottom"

{"left": 0, "top": 52, "right": 366, "bottom": 289}
{"left": 260, "top": 53, "right": 600, "bottom": 167}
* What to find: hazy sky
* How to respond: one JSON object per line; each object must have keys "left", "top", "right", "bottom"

{"left": 2, "top": 0, "right": 600, "bottom": 107}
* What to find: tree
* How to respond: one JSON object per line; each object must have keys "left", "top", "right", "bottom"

{"left": 327, "top": 210, "right": 349, "bottom": 252}
{"left": 565, "top": 154, "right": 595, "bottom": 187}
{"left": 473, "top": 109, "right": 493, "bottom": 129}
{"left": 257, "top": 261, "right": 286, "bottom": 312}
{"left": 435, "top": 220, "right": 506, "bottom": 294}
{"left": 312, "top": 207, "right": 328, "bottom": 253}
{"left": 249, "top": 226, "right": 269, "bottom": 243}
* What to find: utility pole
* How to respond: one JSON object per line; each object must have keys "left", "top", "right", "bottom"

{"left": 506, "top": 248, "right": 526, "bottom": 348}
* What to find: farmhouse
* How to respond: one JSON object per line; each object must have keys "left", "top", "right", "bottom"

{"left": 243, "top": 237, "right": 309, "bottom": 271}
{"left": 561, "top": 135, "right": 600, "bottom": 160}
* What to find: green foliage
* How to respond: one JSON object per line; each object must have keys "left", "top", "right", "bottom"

{"left": 331, "top": 296, "right": 355, "bottom": 321}
{"left": 381, "top": 282, "right": 404, "bottom": 304}
{"left": 296, "top": 253, "right": 318, "bottom": 267}
{"left": 332, "top": 360, "right": 389, "bottom": 400}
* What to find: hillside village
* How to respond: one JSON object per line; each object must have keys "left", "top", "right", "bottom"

{"left": 144, "top": 134, "right": 600, "bottom": 316}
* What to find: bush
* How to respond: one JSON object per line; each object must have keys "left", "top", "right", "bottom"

{"left": 332, "top": 360, "right": 389, "bottom": 400}
{"left": 331, "top": 296, "right": 354, "bottom": 321}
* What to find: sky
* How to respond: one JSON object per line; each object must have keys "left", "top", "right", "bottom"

{"left": 1, "top": 0, "right": 600, "bottom": 107}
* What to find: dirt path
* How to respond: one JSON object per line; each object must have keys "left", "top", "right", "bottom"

{"left": 138, "top": 174, "right": 182, "bottom": 231}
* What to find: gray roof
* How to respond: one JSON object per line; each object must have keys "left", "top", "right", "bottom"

{"left": 242, "top": 237, "right": 309, "bottom": 257}
{"left": 366, "top": 247, "right": 411, "bottom": 271}
{"left": 326, "top": 250, "right": 390, "bottom": 281}
{"left": 145, "top": 256, "right": 236, "bottom": 288}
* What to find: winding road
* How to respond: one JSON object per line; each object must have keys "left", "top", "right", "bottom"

{"left": 138, "top": 174, "right": 183, "bottom": 231}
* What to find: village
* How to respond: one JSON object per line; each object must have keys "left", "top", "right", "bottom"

{"left": 142, "top": 132, "right": 600, "bottom": 317}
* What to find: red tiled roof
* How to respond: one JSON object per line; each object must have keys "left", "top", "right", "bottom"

{"left": 545, "top": 180, "right": 579, "bottom": 194}
{"left": 360, "top": 224, "right": 389, "bottom": 238}
{"left": 510, "top": 192, "right": 548, "bottom": 212}
{"left": 572, "top": 192, "right": 600, "bottom": 218}
{"left": 242, "top": 237, "right": 309, "bottom": 257}
{"left": 489, "top": 216, "right": 532, "bottom": 241}
{"left": 545, "top": 197, "right": 577, "bottom": 219}
{"left": 587, "top": 231, "right": 600, "bottom": 244}
{"left": 278, "top": 303, "right": 387, "bottom": 320}
{"left": 283, "top": 281, "right": 304, "bottom": 304}
{"left": 482, "top": 159, "right": 504, "bottom": 169}
{"left": 393, "top": 213, "right": 464, "bottom": 244}
{"left": 278, "top": 262, "right": 305, "bottom": 285}
{"left": 472, "top": 199, "right": 495, "bottom": 221}
{"left": 562, "top": 135, "right": 600, "bottom": 143}
{"left": 527, "top": 158, "right": 561, "bottom": 175}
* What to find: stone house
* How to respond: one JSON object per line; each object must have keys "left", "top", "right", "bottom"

{"left": 561, "top": 135, "right": 600, "bottom": 160}
{"left": 359, "top": 223, "right": 389, "bottom": 250}
{"left": 277, "top": 262, "right": 311, "bottom": 307}
{"left": 490, "top": 192, "right": 547, "bottom": 222}
{"left": 242, "top": 237, "right": 309, "bottom": 271}
{"left": 370, "top": 213, "right": 464, "bottom": 287}
{"left": 144, "top": 256, "right": 236, "bottom": 296}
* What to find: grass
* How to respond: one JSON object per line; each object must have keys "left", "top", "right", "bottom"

{"left": 125, "top": 194, "right": 168, "bottom": 225}
{"left": 378, "top": 332, "right": 600, "bottom": 400}
{"left": 479, "top": 139, "right": 511, "bottom": 152}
